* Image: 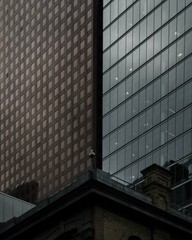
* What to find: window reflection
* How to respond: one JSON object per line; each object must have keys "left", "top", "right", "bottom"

{"left": 103, "top": 0, "right": 192, "bottom": 209}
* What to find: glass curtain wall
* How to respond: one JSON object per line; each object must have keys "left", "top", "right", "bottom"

{"left": 102, "top": 0, "right": 192, "bottom": 213}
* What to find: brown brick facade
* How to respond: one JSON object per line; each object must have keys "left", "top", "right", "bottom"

{"left": 101, "top": 208, "right": 151, "bottom": 240}
{"left": 0, "top": 0, "right": 102, "bottom": 202}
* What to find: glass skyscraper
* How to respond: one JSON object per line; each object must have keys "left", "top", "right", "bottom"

{"left": 102, "top": 0, "right": 192, "bottom": 212}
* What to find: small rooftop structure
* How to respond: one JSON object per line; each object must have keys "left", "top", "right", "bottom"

{"left": 0, "top": 192, "right": 35, "bottom": 223}
{"left": 0, "top": 168, "right": 191, "bottom": 239}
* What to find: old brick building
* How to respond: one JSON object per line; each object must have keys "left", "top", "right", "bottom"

{"left": 0, "top": 166, "right": 191, "bottom": 240}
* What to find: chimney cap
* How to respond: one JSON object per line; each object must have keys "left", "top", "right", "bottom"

{"left": 141, "top": 164, "right": 172, "bottom": 177}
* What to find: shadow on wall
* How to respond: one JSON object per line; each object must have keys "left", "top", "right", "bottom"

{"left": 128, "top": 236, "right": 141, "bottom": 240}
{"left": 4, "top": 180, "right": 39, "bottom": 204}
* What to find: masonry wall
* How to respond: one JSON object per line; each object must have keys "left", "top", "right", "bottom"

{"left": 94, "top": 206, "right": 151, "bottom": 240}
{"left": 93, "top": 206, "right": 180, "bottom": 240}
{"left": 0, "top": 0, "right": 102, "bottom": 202}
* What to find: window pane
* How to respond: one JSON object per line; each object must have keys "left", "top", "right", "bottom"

{"left": 103, "top": 28, "right": 110, "bottom": 49}
{"left": 161, "top": 73, "right": 168, "bottom": 97}
{"left": 133, "top": 27, "right": 139, "bottom": 48}
{"left": 126, "top": 8, "right": 133, "bottom": 30}
{"left": 126, "top": 98, "right": 132, "bottom": 120}
{"left": 111, "top": 21, "right": 118, "bottom": 43}
{"left": 118, "top": 36, "right": 126, "bottom": 60}
{"left": 168, "top": 141, "right": 175, "bottom": 162}
{"left": 184, "top": 132, "right": 192, "bottom": 156}
{"left": 126, "top": 76, "right": 132, "bottom": 97}
{"left": 154, "top": 55, "right": 161, "bottom": 78}
{"left": 139, "top": 112, "right": 146, "bottom": 134}
{"left": 103, "top": 5, "right": 110, "bottom": 28}
{"left": 176, "top": 112, "right": 183, "bottom": 136}
{"left": 185, "top": 56, "right": 192, "bottom": 82}
{"left": 184, "top": 82, "right": 192, "bottom": 106}
{"left": 185, "top": 31, "right": 192, "bottom": 56}
{"left": 110, "top": 88, "right": 117, "bottom": 109}
{"left": 103, "top": 93, "right": 110, "bottom": 114}
{"left": 139, "top": 136, "right": 145, "bottom": 158}
{"left": 110, "top": 43, "right": 117, "bottom": 66}
{"left": 133, "top": 72, "right": 139, "bottom": 94}
{"left": 154, "top": 7, "right": 161, "bottom": 30}
{"left": 184, "top": 107, "right": 192, "bottom": 131}
{"left": 177, "top": 12, "right": 185, "bottom": 37}
{"left": 161, "top": 49, "right": 168, "bottom": 73}
{"left": 146, "top": 131, "right": 152, "bottom": 153}
{"left": 168, "top": 93, "right": 176, "bottom": 116}
{"left": 177, "top": 61, "right": 184, "bottom": 86}
{"left": 126, "top": 31, "right": 133, "bottom": 53}
{"left": 153, "top": 102, "right": 160, "bottom": 125}
{"left": 162, "top": 1, "right": 169, "bottom": 24}
{"left": 103, "top": 71, "right": 110, "bottom": 93}
{"left": 140, "top": 19, "right": 147, "bottom": 42}
{"left": 111, "top": 65, "right": 118, "bottom": 87}
{"left": 110, "top": 153, "right": 118, "bottom": 174}
{"left": 169, "top": 43, "right": 176, "bottom": 68}
{"left": 118, "top": 148, "right": 125, "bottom": 171}
{"left": 148, "top": 0, "right": 154, "bottom": 12}
{"left": 103, "top": 49, "right": 110, "bottom": 72}
{"left": 161, "top": 122, "right": 167, "bottom": 145}
{"left": 161, "top": 98, "right": 168, "bottom": 121}
{"left": 133, "top": 2, "right": 140, "bottom": 24}
{"left": 140, "top": 0, "right": 147, "bottom": 17}
{"left": 103, "top": 136, "right": 109, "bottom": 157}
{"left": 160, "top": 146, "right": 167, "bottom": 166}
{"left": 103, "top": 115, "right": 110, "bottom": 136}
{"left": 118, "top": 104, "right": 125, "bottom": 126}
{"left": 169, "top": 19, "right": 177, "bottom": 43}
{"left": 111, "top": 0, "right": 118, "bottom": 22}
{"left": 118, "top": 59, "right": 126, "bottom": 81}
{"left": 140, "top": 42, "right": 147, "bottom": 66}
{"left": 168, "top": 117, "right": 175, "bottom": 141}
{"left": 154, "top": 31, "right": 161, "bottom": 55}
{"left": 162, "top": 25, "right": 168, "bottom": 49}
{"left": 169, "top": 68, "right": 176, "bottom": 92}
{"left": 153, "top": 127, "right": 160, "bottom": 149}
{"left": 126, "top": 122, "right": 132, "bottom": 143}
{"left": 110, "top": 131, "right": 118, "bottom": 153}
{"left": 132, "top": 117, "right": 139, "bottom": 138}
{"left": 139, "top": 89, "right": 146, "bottom": 111}
{"left": 177, "top": 38, "right": 184, "bottom": 62}
{"left": 110, "top": 109, "right": 117, "bottom": 131}
{"left": 176, "top": 137, "right": 183, "bottom": 160}
{"left": 132, "top": 95, "right": 139, "bottom": 116}
{"left": 147, "top": 37, "right": 154, "bottom": 60}
{"left": 147, "top": 13, "right": 154, "bottom": 36}
{"left": 118, "top": 82, "right": 125, "bottom": 104}
{"left": 170, "top": 0, "right": 177, "bottom": 18}
{"left": 119, "top": 0, "right": 126, "bottom": 14}
{"left": 118, "top": 126, "right": 125, "bottom": 148}
{"left": 185, "top": 5, "right": 192, "bottom": 31}
{"left": 132, "top": 140, "right": 138, "bottom": 161}
{"left": 176, "top": 88, "right": 184, "bottom": 111}
{"left": 119, "top": 14, "right": 126, "bottom": 37}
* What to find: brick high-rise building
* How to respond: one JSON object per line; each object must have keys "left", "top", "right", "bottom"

{"left": 0, "top": 0, "right": 102, "bottom": 202}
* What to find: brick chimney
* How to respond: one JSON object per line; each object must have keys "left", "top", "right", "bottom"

{"left": 141, "top": 164, "right": 172, "bottom": 211}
